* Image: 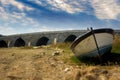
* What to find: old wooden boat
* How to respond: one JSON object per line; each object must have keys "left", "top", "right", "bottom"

{"left": 70, "top": 28, "right": 114, "bottom": 58}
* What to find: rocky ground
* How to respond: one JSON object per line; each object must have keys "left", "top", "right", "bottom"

{"left": 0, "top": 45, "right": 120, "bottom": 80}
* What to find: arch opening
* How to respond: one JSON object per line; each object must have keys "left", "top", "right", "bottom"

{"left": 36, "top": 37, "right": 49, "bottom": 46}
{"left": 64, "top": 35, "right": 77, "bottom": 42}
{"left": 14, "top": 38, "right": 25, "bottom": 47}
{"left": 0, "top": 40, "right": 7, "bottom": 48}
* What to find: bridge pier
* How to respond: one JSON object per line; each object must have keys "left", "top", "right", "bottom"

{"left": 7, "top": 41, "right": 11, "bottom": 47}
{"left": 27, "top": 41, "right": 31, "bottom": 47}
{"left": 53, "top": 38, "right": 57, "bottom": 45}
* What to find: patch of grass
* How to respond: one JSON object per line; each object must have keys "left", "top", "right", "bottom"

{"left": 50, "top": 42, "right": 83, "bottom": 65}
{"left": 112, "top": 35, "right": 120, "bottom": 53}
{"left": 70, "top": 56, "right": 82, "bottom": 65}
{"left": 20, "top": 46, "right": 33, "bottom": 49}
{"left": 51, "top": 42, "right": 72, "bottom": 53}
{"left": 53, "top": 42, "right": 71, "bottom": 49}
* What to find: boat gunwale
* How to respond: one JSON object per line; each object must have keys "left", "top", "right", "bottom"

{"left": 70, "top": 28, "right": 114, "bottom": 50}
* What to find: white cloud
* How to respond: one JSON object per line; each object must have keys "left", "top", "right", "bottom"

{"left": 41, "top": 0, "right": 120, "bottom": 20}
{"left": 28, "top": 25, "right": 77, "bottom": 33}
{"left": 0, "top": 0, "right": 35, "bottom": 22}
{"left": 0, "top": 6, "right": 10, "bottom": 20}
{"left": 31, "top": 0, "right": 43, "bottom": 5}
{"left": 52, "top": 0, "right": 120, "bottom": 20}
{"left": 0, "top": 26, "right": 18, "bottom": 35}
{"left": 0, "top": 0, "right": 40, "bottom": 27}
{"left": 46, "top": 0, "right": 84, "bottom": 13}
{"left": 43, "top": 0, "right": 120, "bottom": 20}
{"left": 28, "top": 26, "right": 57, "bottom": 32}
{"left": 0, "top": 0, "right": 43, "bottom": 35}
{"left": 0, "top": 8, "right": 33, "bottom": 25}
{"left": 1, "top": 0, "right": 120, "bottom": 20}
{"left": 10, "top": 0, "right": 120, "bottom": 20}
{"left": 0, "top": 0, "right": 34, "bottom": 11}
{"left": 90, "top": 0, "right": 120, "bottom": 20}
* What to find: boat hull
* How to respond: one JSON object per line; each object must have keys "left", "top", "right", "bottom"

{"left": 71, "top": 28, "right": 114, "bottom": 58}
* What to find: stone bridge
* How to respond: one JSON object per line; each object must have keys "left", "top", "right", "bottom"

{"left": 0, "top": 30, "right": 120, "bottom": 48}
{"left": 0, "top": 30, "right": 86, "bottom": 48}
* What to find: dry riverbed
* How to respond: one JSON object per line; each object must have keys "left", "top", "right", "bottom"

{"left": 0, "top": 45, "right": 120, "bottom": 80}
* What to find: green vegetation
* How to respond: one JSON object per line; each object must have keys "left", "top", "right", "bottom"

{"left": 112, "top": 35, "right": 120, "bottom": 53}
{"left": 70, "top": 56, "right": 81, "bottom": 65}
{"left": 53, "top": 35, "right": 120, "bottom": 65}
{"left": 51, "top": 42, "right": 72, "bottom": 53}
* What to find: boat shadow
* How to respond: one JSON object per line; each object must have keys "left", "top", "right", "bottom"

{"left": 77, "top": 52, "right": 120, "bottom": 65}
{"left": 102, "top": 52, "right": 120, "bottom": 65}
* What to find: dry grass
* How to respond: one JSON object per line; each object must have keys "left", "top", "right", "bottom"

{"left": 0, "top": 35, "right": 120, "bottom": 80}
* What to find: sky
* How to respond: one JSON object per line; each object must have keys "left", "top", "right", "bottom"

{"left": 0, "top": 0, "right": 120, "bottom": 35}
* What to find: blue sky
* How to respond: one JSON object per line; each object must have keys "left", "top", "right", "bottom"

{"left": 0, "top": 0, "right": 120, "bottom": 35}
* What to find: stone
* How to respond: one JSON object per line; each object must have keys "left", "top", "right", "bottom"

{"left": 33, "top": 47, "right": 38, "bottom": 49}
{"left": 52, "top": 51, "right": 60, "bottom": 56}
{"left": 74, "top": 71, "right": 81, "bottom": 80}
{"left": 64, "top": 68, "right": 70, "bottom": 73}
{"left": 85, "top": 74, "right": 97, "bottom": 80}
{"left": 41, "top": 52, "right": 46, "bottom": 55}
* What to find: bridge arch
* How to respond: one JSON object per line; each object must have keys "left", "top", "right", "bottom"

{"left": 36, "top": 37, "right": 49, "bottom": 46}
{"left": 14, "top": 38, "right": 25, "bottom": 47}
{"left": 0, "top": 40, "right": 7, "bottom": 48}
{"left": 64, "top": 35, "right": 77, "bottom": 42}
